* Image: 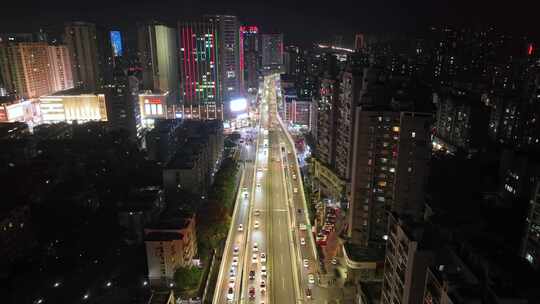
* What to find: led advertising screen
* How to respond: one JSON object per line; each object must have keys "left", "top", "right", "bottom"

{"left": 230, "top": 98, "right": 247, "bottom": 112}
{"left": 110, "top": 31, "right": 123, "bottom": 57}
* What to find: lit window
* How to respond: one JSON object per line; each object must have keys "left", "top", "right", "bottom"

{"left": 392, "top": 126, "right": 400, "bottom": 132}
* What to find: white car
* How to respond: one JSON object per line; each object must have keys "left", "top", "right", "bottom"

{"left": 227, "top": 287, "right": 234, "bottom": 301}
{"left": 252, "top": 253, "right": 258, "bottom": 263}
{"left": 254, "top": 209, "right": 261, "bottom": 216}
{"left": 292, "top": 174, "right": 297, "bottom": 180}
{"left": 254, "top": 221, "right": 260, "bottom": 229}
{"left": 293, "top": 187, "right": 298, "bottom": 193}
{"left": 261, "top": 265, "right": 267, "bottom": 277}
{"left": 303, "top": 259, "right": 309, "bottom": 268}
{"left": 253, "top": 243, "right": 259, "bottom": 252}
{"left": 260, "top": 280, "right": 266, "bottom": 293}
{"left": 260, "top": 252, "right": 267, "bottom": 263}
{"left": 308, "top": 274, "right": 315, "bottom": 284}
{"left": 233, "top": 246, "right": 239, "bottom": 256}
{"left": 300, "top": 238, "right": 306, "bottom": 246}
{"left": 228, "top": 277, "right": 235, "bottom": 288}
{"left": 238, "top": 224, "right": 243, "bottom": 232}
{"left": 232, "top": 256, "right": 239, "bottom": 267}
{"left": 299, "top": 224, "right": 307, "bottom": 231}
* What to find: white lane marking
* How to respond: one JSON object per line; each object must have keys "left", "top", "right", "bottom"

{"left": 280, "top": 233, "right": 282, "bottom": 243}
{"left": 282, "top": 277, "right": 285, "bottom": 289}
{"left": 281, "top": 254, "right": 284, "bottom": 265}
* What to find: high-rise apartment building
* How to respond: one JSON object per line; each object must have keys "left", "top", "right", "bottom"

{"left": 137, "top": 22, "right": 179, "bottom": 106}
{"left": 348, "top": 110, "right": 431, "bottom": 248}
{"left": 64, "top": 22, "right": 102, "bottom": 91}
{"left": 206, "top": 15, "right": 240, "bottom": 103}
{"left": 262, "top": 33, "right": 283, "bottom": 74}
{"left": 315, "top": 77, "right": 340, "bottom": 167}
{"left": 240, "top": 26, "right": 260, "bottom": 93}
{"left": 0, "top": 42, "right": 51, "bottom": 98}
{"left": 105, "top": 67, "right": 142, "bottom": 142}
{"left": 47, "top": 45, "right": 74, "bottom": 92}
{"left": 381, "top": 213, "right": 434, "bottom": 304}
{"left": 522, "top": 180, "right": 540, "bottom": 269}
{"left": 178, "top": 20, "right": 222, "bottom": 120}
{"left": 335, "top": 65, "right": 365, "bottom": 180}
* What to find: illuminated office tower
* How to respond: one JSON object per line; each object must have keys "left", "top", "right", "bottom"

{"left": 64, "top": 22, "right": 102, "bottom": 90}
{"left": 47, "top": 45, "right": 74, "bottom": 92}
{"left": 0, "top": 41, "right": 51, "bottom": 98}
{"left": 137, "top": 22, "right": 179, "bottom": 106}
{"left": 178, "top": 20, "right": 222, "bottom": 120}
{"left": 240, "top": 25, "right": 260, "bottom": 93}
{"left": 262, "top": 33, "right": 284, "bottom": 74}
{"left": 206, "top": 15, "right": 241, "bottom": 102}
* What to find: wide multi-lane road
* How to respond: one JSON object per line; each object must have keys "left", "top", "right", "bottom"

{"left": 215, "top": 74, "right": 316, "bottom": 304}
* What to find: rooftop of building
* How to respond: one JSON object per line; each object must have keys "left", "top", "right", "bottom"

{"left": 145, "top": 231, "right": 183, "bottom": 241}
{"left": 344, "top": 242, "right": 385, "bottom": 262}
{"left": 146, "top": 210, "right": 194, "bottom": 231}
{"left": 0, "top": 122, "right": 29, "bottom": 139}
{"left": 46, "top": 88, "right": 101, "bottom": 96}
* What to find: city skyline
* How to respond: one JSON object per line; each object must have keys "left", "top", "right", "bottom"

{"left": 2, "top": 2, "right": 540, "bottom": 304}
{"left": 2, "top": 0, "right": 540, "bottom": 45}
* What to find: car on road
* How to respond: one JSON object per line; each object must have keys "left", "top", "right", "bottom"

{"left": 260, "top": 280, "right": 266, "bottom": 293}
{"left": 228, "top": 277, "right": 235, "bottom": 288}
{"left": 229, "top": 267, "right": 235, "bottom": 277}
{"left": 227, "top": 287, "right": 234, "bottom": 301}
{"left": 254, "top": 221, "right": 260, "bottom": 229}
{"left": 308, "top": 274, "right": 315, "bottom": 284}
{"left": 331, "top": 257, "right": 338, "bottom": 265}
{"left": 249, "top": 270, "right": 255, "bottom": 280}
{"left": 252, "top": 253, "right": 258, "bottom": 263}
{"left": 303, "top": 259, "right": 309, "bottom": 268}
{"left": 300, "top": 237, "right": 306, "bottom": 246}
{"left": 238, "top": 224, "right": 243, "bottom": 231}
{"left": 253, "top": 243, "right": 259, "bottom": 252}
{"left": 249, "top": 287, "right": 255, "bottom": 299}
{"left": 299, "top": 224, "right": 307, "bottom": 231}
{"left": 260, "top": 252, "right": 266, "bottom": 263}
{"left": 254, "top": 209, "right": 261, "bottom": 216}
{"left": 293, "top": 187, "right": 298, "bottom": 193}
{"left": 232, "top": 257, "right": 239, "bottom": 267}
{"left": 297, "top": 208, "right": 302, "bottom": 214}
{"left": 257, "top": 183, "right": 261, "bottom": 188}
{"left": 233, "top": 246, "right": 239, "bottom": 256}
{"left": 292, "top": 174, "right": 296, "bottom": 180}
{"left": 261, "top": 265, "right": 267, "bottom": 277}
{"left": 305, "top": 288, "right": 312, "bottom": 299}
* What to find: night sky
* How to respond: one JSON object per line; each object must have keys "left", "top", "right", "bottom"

{"left": 2, "top": 0, "right": 539, "bottom": 45}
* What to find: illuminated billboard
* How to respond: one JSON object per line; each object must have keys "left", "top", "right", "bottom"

{"left": 110, "top": 31, "right": 123, "bottom": 57}
{"left": 230, "top": 98, "right": 247, "bottom": 112}
{"left": 39, "top": 94, "right": 107, "bottom": 123}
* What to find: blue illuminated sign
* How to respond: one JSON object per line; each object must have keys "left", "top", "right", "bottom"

{"left": 110, "top": 31, "right": 123, "bottom": 57}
